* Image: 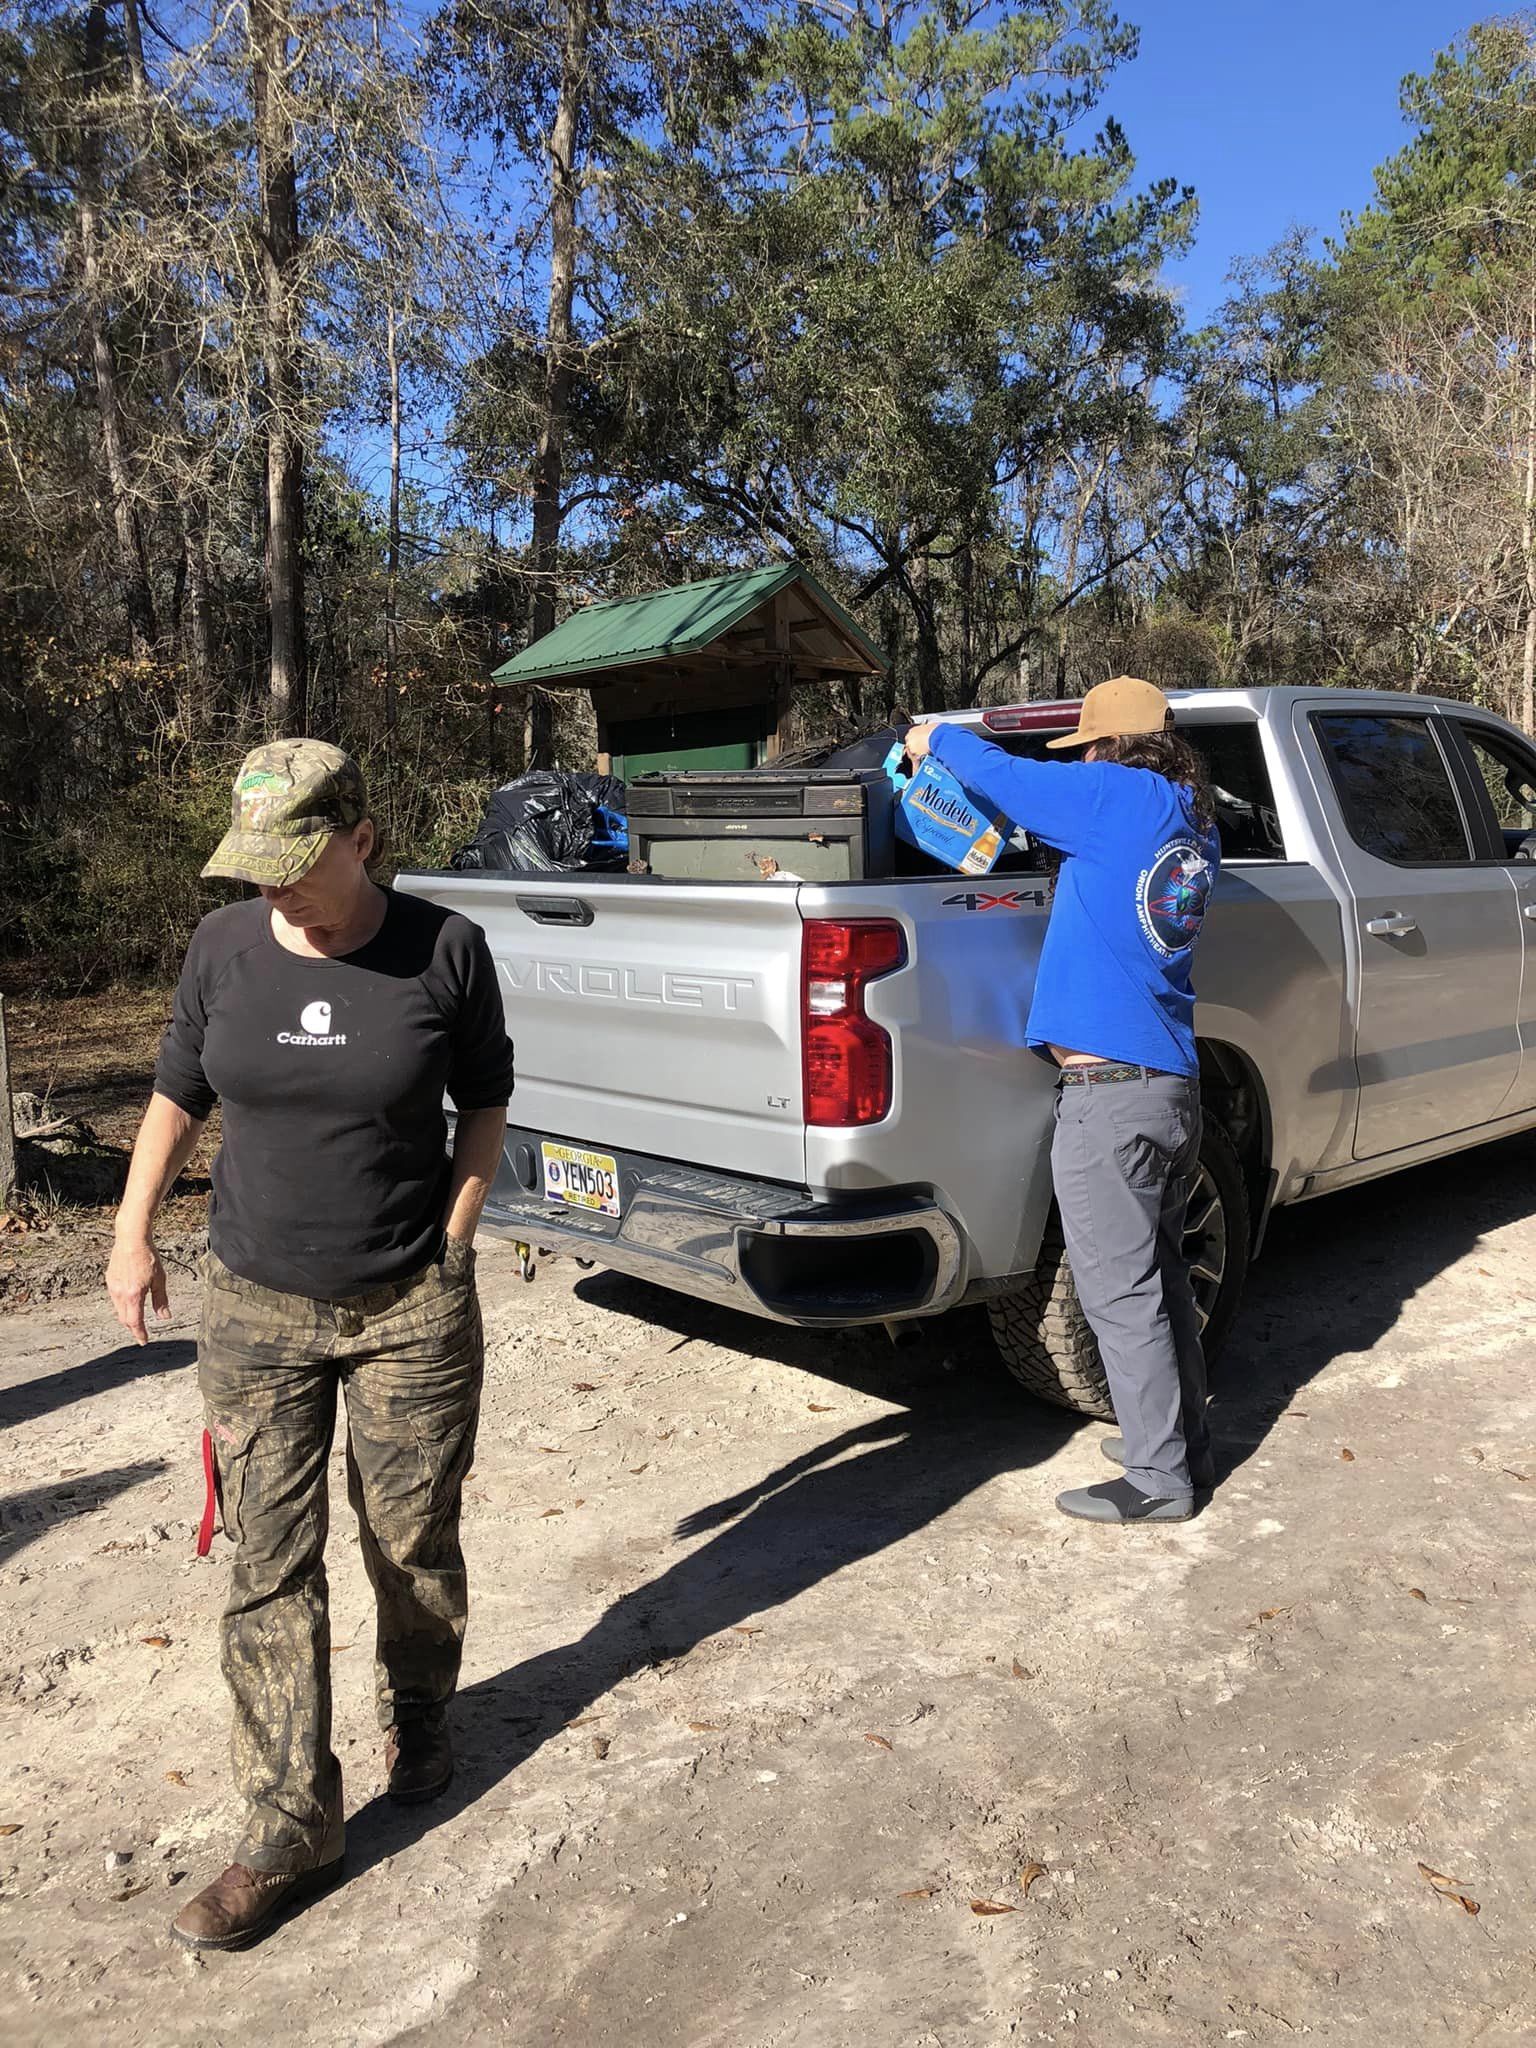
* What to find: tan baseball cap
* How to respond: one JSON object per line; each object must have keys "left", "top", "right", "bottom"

{"left": 1045, "top": 675, "right": 1172, "bottom": 750}
{"left": 202, "top": 739, "right": 368, "bottom": 887}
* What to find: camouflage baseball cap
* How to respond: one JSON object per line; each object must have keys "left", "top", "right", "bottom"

{"left": 202, "top": 739, "right": 369, "bottom": 887}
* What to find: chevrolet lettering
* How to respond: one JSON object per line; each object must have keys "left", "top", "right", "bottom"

{"left": 500, "top": 957, "right": 756, "bottom": 1015}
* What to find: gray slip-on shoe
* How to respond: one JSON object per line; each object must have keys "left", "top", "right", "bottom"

{"left": 1056, "top": 1477, "right": 1195, "bottom": 1523}
{"left": 1100, "top": 1434, "right": 1216, "bottom": 1493}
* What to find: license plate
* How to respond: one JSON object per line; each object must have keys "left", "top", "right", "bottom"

{"left": 541, "top": 1142, "right": 621, "bottom": 1217}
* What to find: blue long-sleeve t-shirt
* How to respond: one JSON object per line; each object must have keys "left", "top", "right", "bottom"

{"left": 928, "top": 723, "right": 1220, "bottom": 1076}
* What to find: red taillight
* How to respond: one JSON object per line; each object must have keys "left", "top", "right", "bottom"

{"left": 801, "top": 919, "right": 905, "bottom": 1126}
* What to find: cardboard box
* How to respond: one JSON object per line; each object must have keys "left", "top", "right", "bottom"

{"left": 884, "top": 744, "right": 1016, "bottom": 877}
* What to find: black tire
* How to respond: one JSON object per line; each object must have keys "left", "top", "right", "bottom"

{"left": 988, "top": 1115, "right": 1251, "bottom": 1417}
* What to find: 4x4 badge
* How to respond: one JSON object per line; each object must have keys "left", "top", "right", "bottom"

{"left": 942, "top": 888, "right": 1046, "bottom": 912}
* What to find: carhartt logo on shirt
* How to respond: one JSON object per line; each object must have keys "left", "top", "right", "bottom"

{"left": 278, "top": 999, "right": 348, "bottom": 1047}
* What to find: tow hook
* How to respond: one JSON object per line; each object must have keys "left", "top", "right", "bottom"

{"left": 514, "top": 1241, "right": 537, "bottom": 1283}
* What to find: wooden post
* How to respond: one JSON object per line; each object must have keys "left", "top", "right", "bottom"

{"left": 763, "top": 588, "right": 794, "bottom": 762}
{"left": 0, "top": 997, "right": 16, "bottom": 1206}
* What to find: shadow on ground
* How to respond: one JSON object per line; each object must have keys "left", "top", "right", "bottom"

{"left": 0, "top": 1459, "right": 171, "bottom": 1567}
{"left": 340, "top": 1123, "right": 1536, "bottom": 1883}
{"left": 0, "top": 1338, "right": 197, "bottom": 1432}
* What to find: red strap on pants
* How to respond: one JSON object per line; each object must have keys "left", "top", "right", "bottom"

{"left": 197, "top": 1427, "right": 220, "bottom": 1557}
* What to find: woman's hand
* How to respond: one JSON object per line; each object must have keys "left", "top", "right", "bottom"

{"left": 107, "top": 1235, "right": 172, "bottom": 1346}
{"left": 904, "top": 722, "right": 938, "bottom": 765}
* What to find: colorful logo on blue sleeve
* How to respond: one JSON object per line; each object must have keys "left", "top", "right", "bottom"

{"left": 1137, "top": 839, "right": 1214, "bottom": 958}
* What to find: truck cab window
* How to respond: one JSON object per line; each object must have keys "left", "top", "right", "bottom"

{"left": 1184, "top": 722, "right": 1285, "bottom": 859}
{"left": 1314, "top": 713, "right": 1471, "bottom": 865}
{"left": 992, "top": 719, "right": 1285, "bottom": 862}
{"left": 1457, "top": 723, "right": 1536, "bottom": 859}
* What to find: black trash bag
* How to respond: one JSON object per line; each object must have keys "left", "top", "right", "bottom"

{"left": 451, "top": 771, "right": 628, "bottom": 873}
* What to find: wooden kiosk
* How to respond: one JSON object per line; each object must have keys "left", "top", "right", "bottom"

{"left": 491, "top": 563, "right": 886, "bottom": 780}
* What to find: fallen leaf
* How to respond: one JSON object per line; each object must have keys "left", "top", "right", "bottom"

{"left": 572, "top": 1381, "right": 599, "bottom": 1393}
{"left": 897, "top": 1887, "right": 936, "bottom": 1900}
{"left": 1010, "top": 1658, "right": 1033, "bottom": 1680}
{"left": 1503, "top": 1468, "right": 1532, "bottom": 1483}
{"left": 655, "top": 1430, "right": 675, "bottom": 1442}
{"left": 1409, "top": 1588, "right": 1428, "bottom": 1602}
{"left": 1470, "top": 1448, "right": 1486, "bottom": 1463}
{"left": 110, "top": 1882, "right": 152, "bottom": 1903}
{"left": 863, "top": 1733, "right": 893, "bottom": 1751}
{"left": 140, "top": 1636, "right": 171, "bottom": 1649}
{"left": 572, "top": 1497, "right": 586, "bottom": 1508}
{"left": 566, "top": 1715, "right": 603, "bottom": 1728}
{"left": 0, "top": 1823, "right": 21, "bottom": 1836}
{"left": 537, "top": 1447, "right": 562, "bottom": 1454}
{"left": 808, "top": 1403, "right": 833, "bottom": 1412}
{"left": 731, "top": 1625, "right": 762, "bottom": 1637}
{"left": 591, "top": 1735, "right": 611, "bottom": 1761}
{"left": 164, "top": 1771, "right": 189, "bottom": 1787}
{"left": 1340, "top": 1448, "right": 1355, "bottom": 1462}
{"left": 1250, "top": 1606, "right": 1292, "bottom": 1625}
{"left": 687, "top": 1721, "right": 722, "bottom": 1733}
{"left": 1280, "top": 1410, "right": 1310, "bottom": 1421}
{"left": 1417, "top": 1861, "right": 1480, "bottom": 1914}
{"left": 629, "top": 1464, "right": 649, "bottom": 1475}
{"left": 970, "top": 1899, "right": 1017, "bottom": 1916}
{"left": 330, "top": 1642, "right": 352, "bottom": 1654}
{"left": 1019, "top": 1862, "right": 1048, "bottom": 1896}
{"left": 540, "top": 1508, "right": 564, "bottom": 1518}
{"left": 59, "top": 1467, "right": 86, "bottom": 1479}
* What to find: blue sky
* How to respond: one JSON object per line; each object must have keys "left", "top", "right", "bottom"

{"left": 1100, "top": 0, "right": 1478, "bottom": 322}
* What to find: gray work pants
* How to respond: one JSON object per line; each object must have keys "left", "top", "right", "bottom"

{"left": 1050, "top": 1071, "right": 1210, "bottom": 1497}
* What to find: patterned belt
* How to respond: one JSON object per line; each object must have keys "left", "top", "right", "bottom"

{"left": 1057, "top": 1062, "right": 1175, "bottom": 1086}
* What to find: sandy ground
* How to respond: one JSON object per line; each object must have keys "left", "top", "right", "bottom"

{"left": 1, "top": 1135, "right": 1534, "bottom": 2047}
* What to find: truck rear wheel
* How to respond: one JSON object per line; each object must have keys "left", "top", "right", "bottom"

{"left": 987, "top": 1116, "right": 1251, "bottom": 1418}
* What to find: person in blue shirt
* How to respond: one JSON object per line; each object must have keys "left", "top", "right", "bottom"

{"left": 906, "top": 676, "right": 1221, "bottom": 1523}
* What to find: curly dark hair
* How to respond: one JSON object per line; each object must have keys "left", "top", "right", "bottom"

{"left": 1088, "top": 728, "right": 1214, "bottom": 828}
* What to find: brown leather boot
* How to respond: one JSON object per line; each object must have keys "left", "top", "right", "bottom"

{"left": 385, "top": 1716, "right": 454, "bottom": 1804}
{"left": 171, "top": 1800, "right": 345, "bottom": 1954}
{"left": 170, "top": 1854, "right": 345, "bottom": 1952}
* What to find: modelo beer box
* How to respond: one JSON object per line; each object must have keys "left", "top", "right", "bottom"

{"left": 883, "top": 742, "right": 1017, "bottom": 877}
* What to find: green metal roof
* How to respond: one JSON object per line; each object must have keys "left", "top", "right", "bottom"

{"left": 491, "top": 562, "right": 885, "bottom": 684}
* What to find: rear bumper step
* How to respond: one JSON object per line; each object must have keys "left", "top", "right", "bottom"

{"left": 482, "top": 1148, "right": 964, "bottom": 1327}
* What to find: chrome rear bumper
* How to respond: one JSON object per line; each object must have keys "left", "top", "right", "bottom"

{"left": 481, "top": 1155, "right": 964, "bottom": 1327}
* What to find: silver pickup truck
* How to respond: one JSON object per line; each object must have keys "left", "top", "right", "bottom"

{"left": 400, "top": 686, "right": 1536, "bottom": 1417}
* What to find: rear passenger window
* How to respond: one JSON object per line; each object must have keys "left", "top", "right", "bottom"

{"left": 1314, "top": 713, "right": 1471, "bottom": 864}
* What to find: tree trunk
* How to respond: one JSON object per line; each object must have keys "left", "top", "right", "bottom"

{"left": 182, "top": 513, "right": 217, "bottom": 715}
{"left": 905, "top": 554, "right": 944, "bottom": 712}
{"left": 1523, "top": 279, "right": 1536, "bottom": 733}
{"left": 80, "top": 2, "right": 158, "bottom": 660}
{"left": 524, "top": 0, "right": 590, "bottom": 769}
{"left": 252, "top": 0, "right": 307, "bottom": 731}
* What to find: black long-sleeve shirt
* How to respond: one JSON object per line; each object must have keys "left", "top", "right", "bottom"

{"left": 155, "top": 890, "right": 515, "bottom": 1300}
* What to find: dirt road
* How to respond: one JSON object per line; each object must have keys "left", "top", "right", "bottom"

{"left": 2, "top": 1137, "right": 1534, "bottom": 2046}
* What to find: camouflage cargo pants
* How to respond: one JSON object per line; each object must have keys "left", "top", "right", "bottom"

{"left": 198, "top": 1237, "right": 483, "bottom": 1874}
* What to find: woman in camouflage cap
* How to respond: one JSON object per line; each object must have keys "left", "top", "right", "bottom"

{"left": 107, "top": 738, "right": 516, "bottom": 1951}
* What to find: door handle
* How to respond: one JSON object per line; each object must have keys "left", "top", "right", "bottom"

{"left": 1365, "top": 913, "right": 1419, "bottom": 938}
{"left": 519, "top": 895, "right": 595, "bottom": 928}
